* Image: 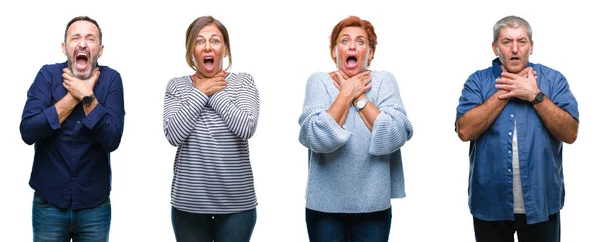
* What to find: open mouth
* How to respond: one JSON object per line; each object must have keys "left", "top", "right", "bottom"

{"left": 203, "top": 56, "right": 215, "bottom": 72}
{"left": 74, "top": 52, "right": 89, "bottom": 71}
{"left": 510, "top": 57, "right": 520, "bottom": 61}
{"left": 345, "top": 55, "right": 358, "bottom": 68}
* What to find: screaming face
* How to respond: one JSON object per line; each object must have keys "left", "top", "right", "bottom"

{"left": 62, "top": 20, "right": 103, "bottom": 79}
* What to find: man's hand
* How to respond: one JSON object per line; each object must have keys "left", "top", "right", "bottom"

{"left": 496, "top": 66, "right": 539, "bottom": 101}
{"left": 62, "top": 68, "right": 100, "bottom": 100}
{"left": 194, "top": 71, "right": 227, "bottom": 96}
{"left": 332, "top": 70, "right": 372, "bottom": 101}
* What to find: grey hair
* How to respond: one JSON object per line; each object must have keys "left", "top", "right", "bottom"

{"left": 493, "top": 15, "right": 532, "bottom": 43}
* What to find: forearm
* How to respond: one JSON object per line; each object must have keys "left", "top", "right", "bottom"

{"left": 456, "top": 91, "right": 509, "bottom": 141}
{"left": 355, "top": 100, "right": 380, "bottom": 131}
{"left": 534, "top": 98, "right": 579, "bottom": 144}
{"left": 56, "top": 93, "right": 79, "bottom": 124}
{"left": 210, "top": 97, "right": 259, "bottom": 140}
{"left": 327, "top": 92, "right": 353, "bottom": 126}
{"left": 163, "top": 90, "right": 208, "bottom": 146}
{"left": 83, "top": 90, "right": 125, "bottom": 152}
{"left": 83, "top": 98, "right": 98, "bottom": 116}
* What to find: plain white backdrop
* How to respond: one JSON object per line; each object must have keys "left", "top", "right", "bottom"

{"left": 1, "top": 0, "right": 597, "bottom": 241}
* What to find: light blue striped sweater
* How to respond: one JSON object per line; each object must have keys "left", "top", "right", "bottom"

{"left": 298, "top": 71, "right": 413, "bottom": 213}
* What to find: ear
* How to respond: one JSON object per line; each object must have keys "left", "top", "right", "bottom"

{"left": 367, "top": 48, "right": 375, "bottom": 65}
{"left": 492, "top": 42, "right": 499, "bottom": 56}
{"left": 97, "top": 44, "right": 104, "bottom": 59}
{"left": 61, "top": 42, "right": 67, "bottom": 56}
{"left": 224, "top": 47, "right": 229, "bottom": 58}
{"left": 330, "top": 48, "right": 337, "bottom": 63}
{"left": 529, "top": 41, "right": 534, "bottom": 55}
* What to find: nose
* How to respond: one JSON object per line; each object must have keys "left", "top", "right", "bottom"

{"left": 204, "top": 42, "right": 212, "bottom": 52}
{"left": 511, "top": 41, "right": 519, "bottom": 54}
{"left": 77, "top": 39, "right": 87, "bottom": 49}
{"left": 349, "top": 41, "right": 356, "bottom": 51}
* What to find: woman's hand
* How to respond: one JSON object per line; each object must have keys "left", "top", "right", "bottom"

{"left": 193, "top": 71, "right": 228, "bottom": 96}
{"left": 332, "top": 70, "right": 372, "bottom": 100}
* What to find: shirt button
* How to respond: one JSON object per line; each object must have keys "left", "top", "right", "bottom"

{"left": 508, "top": 150, "right": 512, "bottom": 154}
{"left": 72, "top": 158, "right": 76, "bottom": 162}
{"left": 508, "top": 169, "right": 512, "bottom": 173}
{"left": 511, "top": 114, "right": 514, "bottom": 118}
{"left": 508, "top": 132, "right": 512, "bottom": 136}
{"left": 77, "top": 120, "right": 81, "bottom": 124}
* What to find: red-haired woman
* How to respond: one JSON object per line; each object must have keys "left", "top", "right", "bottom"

{"left": 299, "top": 16, "right": 413, "bottom": 241}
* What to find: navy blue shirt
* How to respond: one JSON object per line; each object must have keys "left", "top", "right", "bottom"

{"left": 20, "top": 62, "right": 125, "bottom": 209}
{"left": 456, "top": 58, "right": 579, "bottom": 224}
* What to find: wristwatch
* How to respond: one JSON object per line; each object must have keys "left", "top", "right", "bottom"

{"left": 355, "top": 98, "right": 369, "bottom": 110}
{"left": 531, "top": 92, "right": 545, "bottom": 106}
{"left": 82, "top": 94, "right": 96, "bottom": 106}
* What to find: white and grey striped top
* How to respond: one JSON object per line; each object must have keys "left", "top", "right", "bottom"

{"left": 163, "top": 72, "right": 259, "bottom": 214}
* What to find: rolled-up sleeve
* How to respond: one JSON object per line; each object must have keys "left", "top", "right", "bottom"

{"left": 83, "top": 71, "right": 126, "bottom": 152}
{"left": 547, "top": 71, "right": 579, "bottom": 122}
{"left": 369, "top": 72, "right": 413, "bottom": 155}
{"left": 20, "top": 66, "right": 61, "bottom": 145}
{"left": 298, "top": 73, "right": 351, "bottom": 153}
{"left": 456, "top": 73, "right": 485, "bottom": 121}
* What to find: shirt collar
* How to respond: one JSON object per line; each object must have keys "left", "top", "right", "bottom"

{"left": 492, "top": 57, "right": 533, "bottom": 78}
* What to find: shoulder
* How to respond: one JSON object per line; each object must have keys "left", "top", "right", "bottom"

{"left": 370, "top": 70, "right": 396, "bottom": 83}
{"left": 469, "top": 66, "right": 494, "bottom": 81}
{"left": 97, "top": 65, "right": 123, "bottom": 82}
{"left": 38, "top": 62, "right": 68, "bottom": 76}
{"left": 532, "top": 63, "right": 565, "bottom": 80}
{"left": 166, "top": 75, "right": 191, "bottom": 91}
{"left": 227, "top": 72, "right": 255, "bottom": 85}
{"left": 309, "top": 72, "right": 330, "bottom": 80}
{"left": 306, "top": 72, "right": 331, "bottom": 85}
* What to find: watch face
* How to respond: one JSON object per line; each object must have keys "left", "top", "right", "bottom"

{"left": 82, "top": 96, "right": 92, "bottom": 105}
{"left": 536, "top": 92, "right": 545, "bottom": 101}
{"left": 357, "top": 100, "right": 367, "bottom": 109}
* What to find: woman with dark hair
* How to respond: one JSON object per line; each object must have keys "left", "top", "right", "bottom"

{"left": 163, "top": 16, "right": 259, "bottom": 242}
{"left": 298, "top": 16, "right": 413, "bottom": 241}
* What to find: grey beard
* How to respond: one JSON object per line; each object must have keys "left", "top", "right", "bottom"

{"left": 67, "top": 56, "right": 98, "bottom": 79}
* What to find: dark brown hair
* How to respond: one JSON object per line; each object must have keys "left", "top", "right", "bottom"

{"left": 64, "top": 16, "right": 102, "bottom": 44}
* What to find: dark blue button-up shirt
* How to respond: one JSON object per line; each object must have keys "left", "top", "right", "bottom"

{"left": 20, "top": 62, "right": 125, "bottom": 209}
{"left": 456, "top": 58, "right": 579, "bottom": 224}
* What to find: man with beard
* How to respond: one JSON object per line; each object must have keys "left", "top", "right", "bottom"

{"left": 20, "top": 16, "right": 124, "bottom": 241}
{"left": 455, "top": 15, "right": 578, "bottom": 242}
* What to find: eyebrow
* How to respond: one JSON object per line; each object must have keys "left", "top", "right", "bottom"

{"left": 197, "top": 33, "right": 220, "bottom": 38}
{"left": 340, "top": 34, "right": 365, "bottom": 39}
{"left": 69, "top": 33, "right": 96, "bottom": 38}
{"left": 502, "top": 37, "right": 528, "bottom": 41}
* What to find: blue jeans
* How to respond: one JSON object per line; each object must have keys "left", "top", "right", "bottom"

{"left": 32, "top": 192, "right": 111, "bottom": 242}
{"left": 171, "top": 206, "right": 257, "bottom": 242}
{"left": 306, "top": 207, "right": 392, "bottom": 242}
{"left": 473, "top": 212, "right": 561, "bottom": 242}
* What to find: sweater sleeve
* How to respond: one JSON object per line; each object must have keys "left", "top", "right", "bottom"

{"left": 163, "top": 77, "right": 209, "bottom": 146}
{"left": 369, "top": 72, "right": 413, "bottom": 155}
{"left": 208, "top": 73, "right": 260, "bottom": 140}
{"left": 298, "top": 72, "right": 351, "bottom": 153}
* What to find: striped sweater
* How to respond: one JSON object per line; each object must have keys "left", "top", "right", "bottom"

{"left": 163, "top": 72, "right": 259, "bottom": 214}
{"left": 298, "top": 71, "right": 413, "bottom": 213}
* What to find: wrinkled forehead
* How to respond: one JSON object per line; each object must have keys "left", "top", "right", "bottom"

{"left": 197, "top": 24, "right": 223, "bottom": 39}
{"left": 66, "top": 20, "right": 100, "bottom": 37}
{"left": 498, "top": 26, "right": 530, "bottom": 41}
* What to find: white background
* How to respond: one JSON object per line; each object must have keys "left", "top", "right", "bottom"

{"left": 1, "top": 0, "right": 597, "bottom": 241}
